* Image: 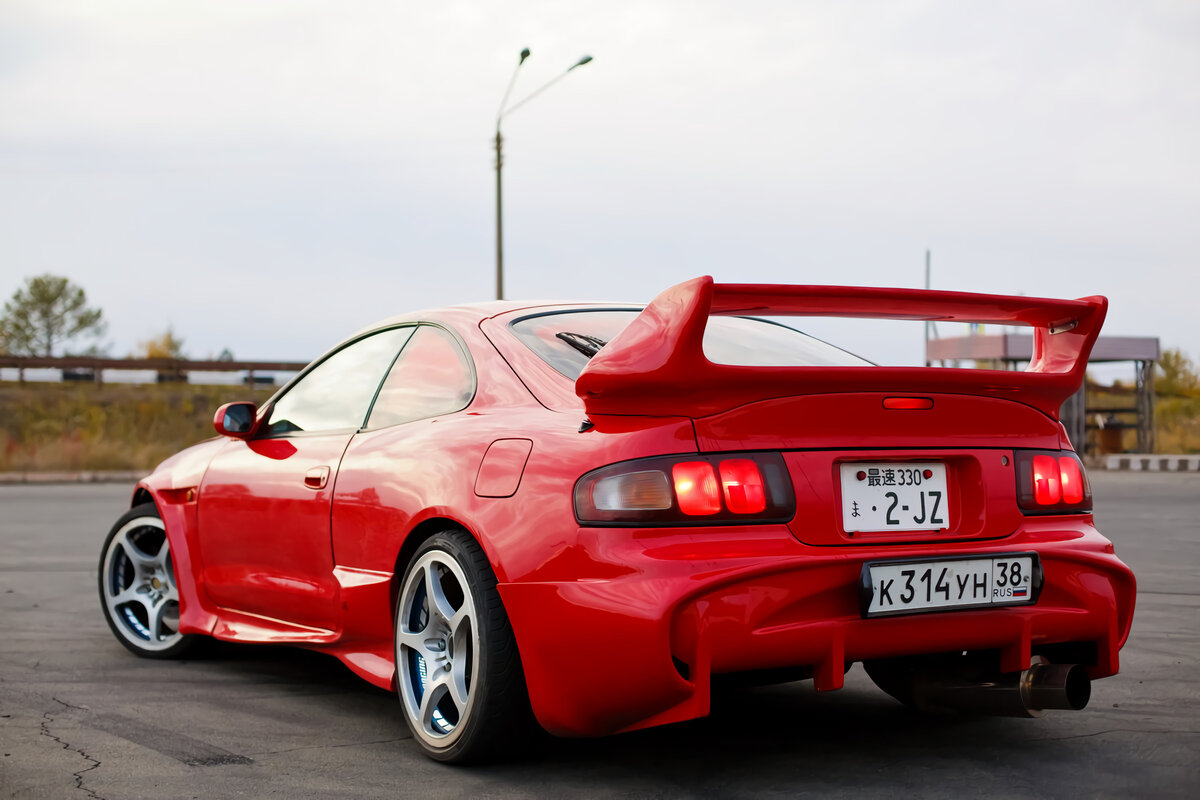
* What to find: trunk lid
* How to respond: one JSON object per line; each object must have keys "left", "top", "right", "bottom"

{"left": 694, "top": 391, "right": 1059, "bottom": 546}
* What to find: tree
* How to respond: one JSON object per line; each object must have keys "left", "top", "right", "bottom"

{"left": 137, "top": 327, "right": 187, "bottom": 360}
{"left": 1157, "top": 348, "right": 1199, "bottom": 397}
{"left": 1156, "top": 349, "right": 1200, "bottom": 453}
{"left": 0, "top": 275, "right": 106, "bottom": 357}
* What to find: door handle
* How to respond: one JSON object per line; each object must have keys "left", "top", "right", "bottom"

{"left": 304, "top": 466, "right": 330, "bottom": 490}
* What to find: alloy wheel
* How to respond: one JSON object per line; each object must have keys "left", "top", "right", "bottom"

{"left": 395, "top": 548, "right": 481, "bottom": 748}
{"left": 100, "top": 516, "right": 185, "bottom": 653}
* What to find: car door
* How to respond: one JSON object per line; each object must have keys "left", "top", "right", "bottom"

{"left": 197, "top": 327, "right": 413, "bottom": 631}
{"left": 331, "top": 324, "right": 477, "bottom": 569}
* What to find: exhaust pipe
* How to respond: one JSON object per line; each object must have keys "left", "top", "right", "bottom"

{"left": 910, "top": 662, "right": 1092, "bottom": 717}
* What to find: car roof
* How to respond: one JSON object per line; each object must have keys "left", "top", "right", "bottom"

{"left": 352, "top": 300, "right": 637, "bottom": 337}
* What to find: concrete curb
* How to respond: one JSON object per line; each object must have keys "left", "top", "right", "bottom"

{"left": 1101, "top": 454, "right": 1200, "bottom": 472}
{"left": 0, "top": 471, "right": 145, "bottom": 485}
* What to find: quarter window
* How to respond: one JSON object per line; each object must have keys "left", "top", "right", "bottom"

{"left": 367, "top": 326, "right": 474, "bottom": 428}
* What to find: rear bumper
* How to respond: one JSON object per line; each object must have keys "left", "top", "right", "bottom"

{"left": 499, "top": 517, "right": 1135, "bottom": 737}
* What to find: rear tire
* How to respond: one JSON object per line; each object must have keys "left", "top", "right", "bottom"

{"left": 393, "top": 530, "right": 534, "bottom": 763}
{"left": 863, "top": 658, "right": 919, "bottom": 708}
{"left": 98, "top": 503, "right": 197, "bottom": 659}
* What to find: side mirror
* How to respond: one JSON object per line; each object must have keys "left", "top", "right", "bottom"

{"left": 214, "top": 401, "right": 258, "bottom": 439}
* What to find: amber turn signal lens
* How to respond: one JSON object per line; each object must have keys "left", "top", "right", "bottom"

{"left": 592, "top": 470, "right": 673, "bottom": 511}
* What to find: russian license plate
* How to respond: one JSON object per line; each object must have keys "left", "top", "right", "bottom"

{"left": 861, "top": 553, "right": 1040, "bottom": 617}
{"left": 840, "top": 462, "right": 949, "bottom": 533}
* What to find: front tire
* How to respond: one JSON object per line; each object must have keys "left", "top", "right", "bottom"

{"left": 394, "top": 530, "right": 533, "bottom": 763}
{"left": 98, "top": 503, "right": 197, "bottom": 659}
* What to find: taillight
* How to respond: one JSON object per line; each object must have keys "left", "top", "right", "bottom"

{"left": 671, "top": 462, "right": 722, "bottom": 516}
{"left": 719, "top": 459, "right": 767, "bottom": 514}
{"left": 1015, "top": 450, "right": 1092, "bottom": 514}
{"left": 575, "top": 453, "right": 795, "bottom": 526}
{"left": 592, "top": 470, "right": 672, "bottom": 511}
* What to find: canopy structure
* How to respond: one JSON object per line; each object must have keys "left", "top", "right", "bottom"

{"left": 926, "top": 334, "right": 1161, "bottom": 455}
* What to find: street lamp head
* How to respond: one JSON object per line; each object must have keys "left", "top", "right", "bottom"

{"left": 495, "top": 47, "right": 594, "bottom": 300}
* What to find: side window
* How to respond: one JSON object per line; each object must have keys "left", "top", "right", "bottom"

{"left": 263, "top": 327, "right": 413, "bottom": 435}
{"left": 366, "top": 326, "right": 474, "bottom": 429}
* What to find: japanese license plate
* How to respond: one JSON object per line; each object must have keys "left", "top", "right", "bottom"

{"left": 840, "top": 462, "right": 949, "bottom": 533}
{"left": 861, "top": 553, "right": 1040, "bottom": 618}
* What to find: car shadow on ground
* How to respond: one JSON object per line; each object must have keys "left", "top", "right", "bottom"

{"left": 179, "top": 639, "right": 395, "bottom": 697}
{"left": 177, "top": 640, "right": 1084, "bottom": 786}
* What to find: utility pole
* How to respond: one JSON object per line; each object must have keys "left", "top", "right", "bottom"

{"left": 924, "top": 249, "right": 934, "bottom": 366}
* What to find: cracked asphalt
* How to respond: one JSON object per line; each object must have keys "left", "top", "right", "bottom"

{"left": 1, "top": 473, "right": 1197, "bottom": 799}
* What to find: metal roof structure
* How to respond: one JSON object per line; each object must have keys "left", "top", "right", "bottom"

{"left": 926, "top": 334, "right": 1161, "bottom": 455}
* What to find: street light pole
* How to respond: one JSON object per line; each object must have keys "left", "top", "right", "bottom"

{"left": 494, "top": 49, "right": 593, "bottom": 300}
{"left": 495, "top": 127, "right": 504, "bottom": 301}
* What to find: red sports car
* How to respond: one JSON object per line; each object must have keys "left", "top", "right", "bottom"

{"left": 98, "top": 276, "right": 1136, "bottom": 762}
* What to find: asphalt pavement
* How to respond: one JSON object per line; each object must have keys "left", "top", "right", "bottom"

{"left": 1, "top": 473, "right": 1197, "bottom": 799}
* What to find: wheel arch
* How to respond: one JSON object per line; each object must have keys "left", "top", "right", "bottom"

{"left": 124, "top": 480, "right": 219, "bottom": 637}
{"left": 387, "top": 516, "right": 537, "bottom": 760}
{"left": 389, "top": 516, "right": 486, "bottom": 622}
{"left": 131, "top": 486, "right": 155, "bottom": 509}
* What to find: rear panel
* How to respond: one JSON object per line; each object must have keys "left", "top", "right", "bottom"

{"left": 782, "top": 447, "right": 1026, "bottom": 546}
{"left": 693, "top": 392, "right": 1070, "bottom": 547}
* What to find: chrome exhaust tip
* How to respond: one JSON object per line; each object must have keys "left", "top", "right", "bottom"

{"left": 1021, "top": 662, "right": 1091, "bottom": 712}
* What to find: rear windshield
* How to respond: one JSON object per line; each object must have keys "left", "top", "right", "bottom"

{"left": 510, "top": 309, "right": 872, "bottom": 380}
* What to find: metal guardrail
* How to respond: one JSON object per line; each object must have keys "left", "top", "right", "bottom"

{"left": 0, "top": 355, "right": 309, "bottom": 385}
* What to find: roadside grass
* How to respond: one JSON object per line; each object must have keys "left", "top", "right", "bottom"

{"left": 1, "top": 380, "right": 1196, "bottom": 473}
{"left": 1, "top": 382, "right": 274, "bottom": 472}
{"left": 1156, "top": 396, "right": 1200, "bottom": 453}
{"left": 1088, "top": 383, "right": 1200, "bottom": 454}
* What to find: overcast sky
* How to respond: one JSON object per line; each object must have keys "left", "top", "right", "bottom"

{"left": 1, "top": 0, "right": 1197, "bottom": 367}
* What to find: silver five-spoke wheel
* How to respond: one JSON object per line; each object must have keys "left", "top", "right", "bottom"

{"left": 98, "top": 503, "right": 195, "bottom": 658}
{"left": 397, "top": 549, "right": 480, "bottom": 746}
{"left": 394, "top": 530, "right": 533, "bottom": 763}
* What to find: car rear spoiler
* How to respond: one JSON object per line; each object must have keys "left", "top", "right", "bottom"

{"left": 575, "top": 276, "right": 1107, "bottom": 419}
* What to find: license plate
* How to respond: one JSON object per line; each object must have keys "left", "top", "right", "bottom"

{"left": 861, "top": 553, "right": 1040, "bottom": 618}
{"left": 840, "top": 462, "right": 949, "bottom": 533}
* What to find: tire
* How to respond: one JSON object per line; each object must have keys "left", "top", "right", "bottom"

{"left": 98, "top": 503, "right": 197, "bottom": 659}
{"left": 863, "top": 657, "right": 918, "bottom": 708}
{"left": 394, "top": 530, "right": 533, "bottom": 763}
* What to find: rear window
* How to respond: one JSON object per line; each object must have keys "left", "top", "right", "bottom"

{"left": 510, "top": 309, "right": 872, "bottom": 380}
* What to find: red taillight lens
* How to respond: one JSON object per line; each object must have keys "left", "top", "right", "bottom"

{"left": 672, "top": 462, "right": 721, "bottom": 515}
{"left": 1031, "top": 455, "right": 1061, "bottom": 505}
{"left": 575, "top": 452, "right": 795, "bottom": 526}
{"left": 1058, "top": 457, "right": 1084, "bottom": 504}
{"left": 1016, "top": 450, "right": 1091, "bottom": 513}
{"left": 719, "top": 459, "right": 766, "bottom": 514}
